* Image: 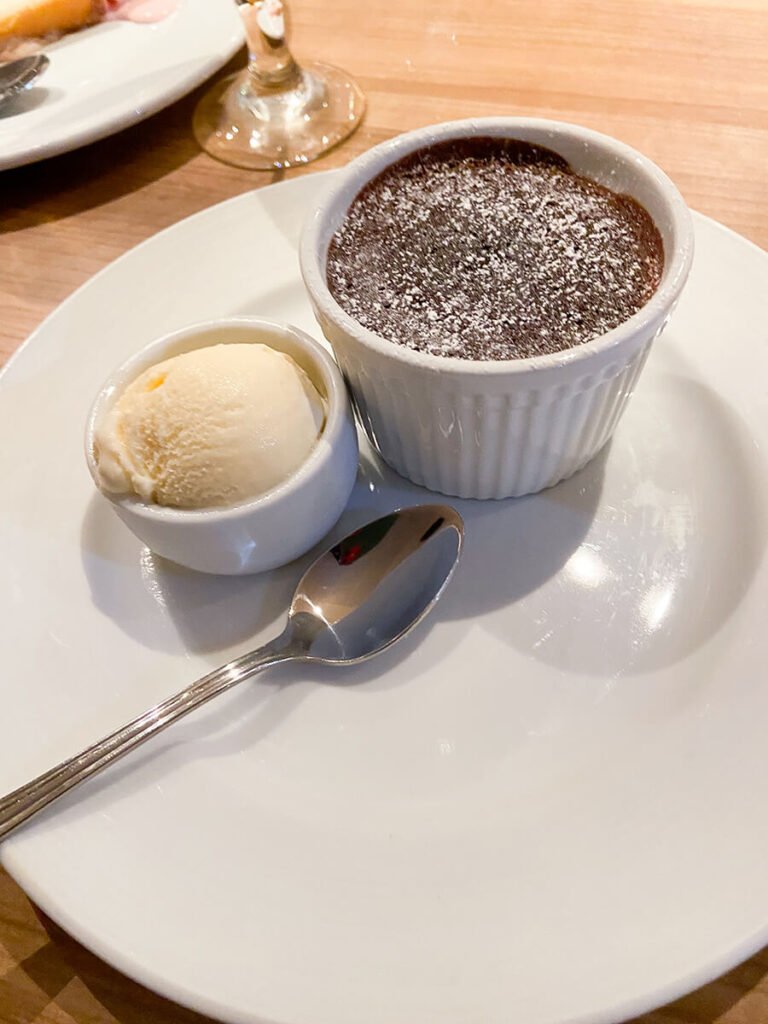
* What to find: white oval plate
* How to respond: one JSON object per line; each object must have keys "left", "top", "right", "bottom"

{"left": 0, "top": 0, "right": 242, "bottom": 170}
{"left": 1, "top": 172, "right": 768, "bottom": 1024}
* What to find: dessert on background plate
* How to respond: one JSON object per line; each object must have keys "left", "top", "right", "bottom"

{"left": 0, "top": 0, "right": 178, "bottom": 57}
{"left": 301, "top": 117, "right": 694, "bottom": 500}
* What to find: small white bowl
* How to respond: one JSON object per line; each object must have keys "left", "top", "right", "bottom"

{"left": 300, "top": 117, "right": 695, "bottom": 500}
{"left": 85, "top": 318, "right": 359, "bottom": 575}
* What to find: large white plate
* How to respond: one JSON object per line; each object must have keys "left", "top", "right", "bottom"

{"left": 1, "top": 172, "right": 768, "bottom": 1024}
{"left": 0, "top": 0, "right": 242, "bottom": 170}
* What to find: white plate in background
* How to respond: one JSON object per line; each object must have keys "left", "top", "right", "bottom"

{"left": 0, "top": 0, "right": 242, "bottom": 170}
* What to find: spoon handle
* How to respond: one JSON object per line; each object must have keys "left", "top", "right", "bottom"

{"left": 0, "top": 638, "right": 294, "bottom": 842}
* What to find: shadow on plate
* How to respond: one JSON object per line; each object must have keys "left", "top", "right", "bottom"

{"left": 352, "top": 368, "right": 767, "bottom": 677}
{"left": 0, "top": 51, "right": 253, "bottom": 230}
{"left": 79, "top": 472, "right": 468, "bottom": 675}
{"left": 0, "top": 86, "right": 63, "bottom": 118}
{"left": 477, "top": 374, "right": 767, "bottom": 677}
{"left": 80, "top": 487, "right": 322, "bottom": 656}
{"left": 356, "top": 441, "right": 607, "bottom": 620}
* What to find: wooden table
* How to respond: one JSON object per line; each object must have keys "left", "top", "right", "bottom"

{"left": 1, "top": 1, "right": 767, "bottom": 1021}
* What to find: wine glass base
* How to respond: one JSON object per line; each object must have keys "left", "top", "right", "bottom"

{"left": 194, "top": 62, "right": 365, "bottom": 170}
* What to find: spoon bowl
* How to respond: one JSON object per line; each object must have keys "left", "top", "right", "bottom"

{"left": 0, "top": 54, "right": 49, "bottom": 107}
{"left": 287, "top": 504, "right": 463, "bottom": 662}
{"left": 0, "top": 504, "right": 463, "bottom": 841}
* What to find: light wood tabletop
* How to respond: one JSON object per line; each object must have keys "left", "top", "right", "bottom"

{"left": 1, "top": 1, "right": 767, "bottom": 1022}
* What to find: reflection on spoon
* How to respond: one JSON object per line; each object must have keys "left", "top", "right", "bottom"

{"left": 0, "top": 54, "right": 48, "bottom": 108}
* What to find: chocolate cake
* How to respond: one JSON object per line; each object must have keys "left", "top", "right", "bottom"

{"left": 326, "top": 138, "right": 665, "bottom": 360}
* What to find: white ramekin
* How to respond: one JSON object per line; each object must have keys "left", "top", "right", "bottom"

{"left": 85, "top": 318, "right": 359, "bottom": 575}
{"left": 300, "top": 118, "right": 694, "bottom": 500}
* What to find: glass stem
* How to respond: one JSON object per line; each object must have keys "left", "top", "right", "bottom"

{"left": 238, "top": 0, "right": 301, "bottom": 89}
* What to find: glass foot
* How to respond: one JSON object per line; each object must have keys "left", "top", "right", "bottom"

{"left": 193, "top": 61, "right": 365, "bottom": 170}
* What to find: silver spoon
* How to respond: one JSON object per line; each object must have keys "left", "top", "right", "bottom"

{"left": 0, "top": 54, "right": 49, "bottom": 108}
{"left": 0, "top": 504, "right": 463, "bottom": 841}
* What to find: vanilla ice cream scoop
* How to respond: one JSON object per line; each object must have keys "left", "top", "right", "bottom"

{"left": 93, "top": 342, "right": 326, "bottom": 509}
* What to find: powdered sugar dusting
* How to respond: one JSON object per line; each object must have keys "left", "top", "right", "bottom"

{"left": 326, "top": 138, "right": 665, "bottom": 360}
